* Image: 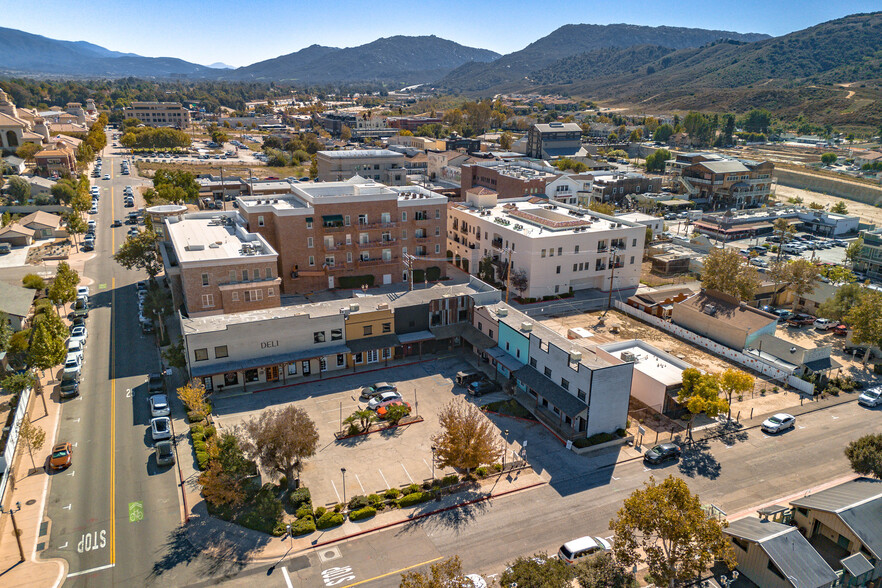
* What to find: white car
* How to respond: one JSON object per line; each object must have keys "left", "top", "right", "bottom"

{"left": 77, "top": 286, "right": 90, "bottom": 298}
{"left": 367, "top": 391, "right": 402, "bottom": 410}
{"left": 70, "top": 325, "right": 88, "bottom": 345}
{"left": 858, "top": 388, "right": 882, "bottom": 407}
{"left": 814, "top": 318, "right": 837, "bottom": 330}
{"left": 558, "top": 536, "right": 613, "bottom": 565}
{"left": 66, "top": 341, "right": 84, "bottom": 361}
{"left": 149, "top": 394, "right": 171, "bottom": 418}
{"left": 103, "top": 174, "right": 110, "bottom": 180}
{"left": 762, "top": 413, "right": 796, "bottom": 434}
{"left": 150, "top": 417, "right": 172, "bottom": 441}
{"left": 87, "top": 220, "right": 97, "bottom": 229}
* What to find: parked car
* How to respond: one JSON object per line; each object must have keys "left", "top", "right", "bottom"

{"left": 155, "top": 440, "right": 175, "bottom": 466}
{"left": 833, "top": 324, "right": 849, "bottom": 337}
{"left": 858, "top": 388, "right": 882, "bottom": 407}
{"left": 761, "top": 413, "right": 796, "bottom": 434}
{"left": 786, "top": 314, "right": 815, "bottom": 327}
{"left": 558, "top": 536, "right": 612, "bottom": 565}
{"left": 367, "top": 391, "right": 402, "bottom": 410}
{"left": 455, "top": 369, "right": 484, "bottom": 386}
{"left": 112, "top": 219, "right": 122, "bottom": 227}
{"left": 814, "top": 318, "right": 837, "bottom": 330}
{"left": 770, "top": 309, "right": 793, "bottom": 320}
{"left": 844, "top": 345, "right": 880, "bottom": 359}
{"left": 468, "top": 380, "right": 500, "bottom": 396}
{"left": 69, "top": 325, "right": 87, "bottom": 346}
{"left": 150, "top": 417, "right": 172, "bottom": 441}
{"left": 59, "top": 371, "right": 80, "bottom": 398}
{"left": 149, "top": 373, "right": 164, "bottom": 394}
{"left": 149, "top": 394, "right": 171, "bottom": 418}
{"left": 360, "top": 382, "right": 397, "bottom": 399}
{"left": 643, "top": 443, "right": 682, "bottom": 464}
{"left": 49, "top": 442, "right": 73, "bottom": 470}
{"left": 376, "top": 400, "right": 412, "bottom": 418}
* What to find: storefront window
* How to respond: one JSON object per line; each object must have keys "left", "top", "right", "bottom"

{"left": 287, "top": 363, "right": 297, "bottom": 376}
{"left": 203, "top": 377, "right": 213, "bottom": 391}
{"left": 224, "top": 372, "right": 239, "bottom": 386}
{"left": 245, "top": 369, "right": 259, "bottom": 383}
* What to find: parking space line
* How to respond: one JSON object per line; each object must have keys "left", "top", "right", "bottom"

{"left": 331, "top": 481, "right": 341, "bottom": 502}
{"left": 401, "top": 463, "right": 414, "bottom": 484}
{"left": 378, "top": 469, "right": 391, "bottom": 489}
{"left": 355, "top": 474, "right": 365, "bottom": 493}
{"left": 423, "top": 458, "right": 432, "bottom": 476}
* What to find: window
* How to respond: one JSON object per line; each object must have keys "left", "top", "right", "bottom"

{"left": 268, "top": 288, "right": 274, "bottom": 297}
{"left": 325, "top": 255, "right": 335, "bottom": 267}
{"left": 630, "top": 256, "right": 635, "bottom": 265}
{"left": 573, "top": 264, "right": 578, "bottom": 272}
{"left": 555, "top": 285, "right": 560, "bottom": 293}
{"left": 383, "top": 249, "right": 392, "bottom": 261}
{"left": 359, "top": 233, "right": 369, "bottom": 245}
{"left": 306, "top": 218, "right": 313, "bottom": 229}
{"left": 401, "top": 229, "right": 407, "bottom": 239}
{"left": 435, "top": 244, "right": 441, "bottom": 254}
{"left": 324, "top": 235, "right": 334, "bottom": 248}
{"left": 574, "top": 245, "right": 580, "bottom": 254}
{"left": 435, "top": 209, "right": 440, "bottom": 219}
{"left": 358, "top": 214, "right": 368, "bottom": 225}
{"left": 401, "top": 247, "right": 407, "bottom": 256}
{"left": 632, "top": 238, "right": 637, "bottom": 247}
{"left": 579, "top": 263, "right": 584, "bottom": 271}
{"left": 331, "top": 328, "right": 343, "bottom": 341}
{"left": 381, "top": 212, "right": 391, "bottom": 224}
{"left": 201, "top": 294, "right": 214, "bottom": 308}
{"left": 232, "top": 292, "right": 239, "bottom": 302}
{"left": 530, "top": 358, "right": 538, "bottom": 368}
{"left": 265, "top": 267, "right": 273, "bottom": 279}
{"left": 382, "top": 347, "right": 391, "bottom": 359}
{"left": 577, "top": 389, "right": 586, "bottom": 401}
{"left": 541, "top": 249, "right": 546, "bottom": 258}
{"left": 402, "top": 211, "right": 407, "bottom": 222}
{"left": 344, "top": 215, "right": 350, "bottom": 226}
{"left": 354, "top": 352, "right": 363, "bottom": 364}
{"left": 363, "top": 325, "right": 373, "bottom": 336}
{"left": 242, "top": 269, "right": 249, "bottom": 281}
{"left": 194, "top": 348, "right": 209, "bottom": 361}
{"left": 489, "top": 329, "right": 493, "bottom": 338}
{"left": 556, "top": 266, "right": 561, "bottom": 274}
{"left": 346, "top": 234, "right": 352, "bottom": 245}
{"left": 309, "top": 256, "right": 315, "bottom": 266}
{"left": 382, "top": 322, "right": 392, "bottom": 333}
{"left": 549, "top": 249, "right": 554, "bottom": 257}
{"left": 201, "top": 273, "right": 210, "bottom": 286}
{"left": 558, "top": 247, "right": 562, "bottom": 256}
{"left": 307, "top": 237, "right": 313, "bottom": 248}
{"left": 561, "top": 378, "right": 569, "bottom": 391}
{"left": 544, "top": 367, "right": 552, "bottom": 378}
{"left": 229, "top": 270, "right": 236, "bottom": 283}
{"left": 731, "top": 537, "right": 749, "bottom": 552}
{"left": 478, "top": 322, "right": 483, "bottom": 331}
{"left": 314, "top": 331, "right": 326, "bottom": 343}
{"left": 258, "top": 215, "right": 264, "bottom": 227}
{"left": 214, "top": 345, "right": 228, "bottom": 359}
{"left": 337, "top": 353, "right": 345, "bottom": 367}
{"left": 347, "top": 252, "right": 353, "bottom": 263}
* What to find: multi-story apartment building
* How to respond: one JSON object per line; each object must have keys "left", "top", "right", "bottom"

{"left": 461, "top": 160, "right": 560, "bottom": 200}
{"left": 123, "top": 102, "right": 191, "bottom": 128}
{"left": 590, "top": 172, "right": 662, "bottom": 205}
{"left": 316, "top": 149, "right": 408, "bottom": 185}
{"left": 237, "top": 177, "right": 447, "bottom": 294}
{"left": 160, "top": 211, "right": 281, "bottom": 317}
{"left": 526, "top": 122, "right": 586, "bottom": 160}
{"left": 854, "top": 228, "right": 882, "bottom": 280}
{"left": 669, "top": 152, "right": 774, "bottom": 209}
{"left": 447, "top": 189, "right": 645, "bottom": 299}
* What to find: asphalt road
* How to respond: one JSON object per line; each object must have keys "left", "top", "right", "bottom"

{"left": 36, "top": 145, "right": 183, "bottom": 586}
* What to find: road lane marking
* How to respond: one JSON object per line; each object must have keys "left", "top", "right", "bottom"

{"left": 281, "top": 566, "right": 294, "bottom": 588}
{"left": 378, "top": 469, "right": 391, "bottom": 489}
{"left": 401, "top": 463, "right": 414, "bottom": 484}
{"left": 128, "top": 501, "right": 144, "bottom": 522}
{"left": 67, "top": 470, "right": 75, "bottom": 477}
{"left": 63, "top": 504, "right": 71, "bottom": 510}
{"left": 612, "top": 475, "right": 620, "bottom": 480}
{"left": 59, "top": 542, "right": 68, "bottom": 549}
{"left": 339, "top": 557, "right": 443, "bottom": 588}
{"left": 67, "top": 563, "right": 115, "bottom": 577}
{"left": 110, "top": 276, "right": 116, "bottom": 565}
{"left": 355, "top": 474, "right": 365, "bottom": 493}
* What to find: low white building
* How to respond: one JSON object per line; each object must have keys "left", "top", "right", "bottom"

{"left": 447, "top": 191, "right": 646, "bottom": 299}
{"left": 618, "top": 212, "right": 664, "bottom": 236}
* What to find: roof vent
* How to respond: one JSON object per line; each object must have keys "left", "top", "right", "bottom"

{"left": 377, "top": 303, "right": 389, "bottom": 310}
{"left": 208, "top": 243, "right": 220, "bottom": 248}
{"left": 185, "top": 244, "right": 205, "bottom": 251}
{"left": 496, "top": 308, "right": 508, "bottom": 317}
{"left": 520, "top": 321, "right": 533, "bottom": 332}
{"left": 703, "top": 304, "right": 717, "bottom": 316}
{"left": 349, "top": 303, "right": 360, "bottom": 312}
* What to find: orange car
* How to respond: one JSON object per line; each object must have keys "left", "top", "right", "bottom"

{"left": 49, "top": 442, "right": 72, "bottom": 470}
{"left": 376, "top": 400, "right": 411, "bottom": 418}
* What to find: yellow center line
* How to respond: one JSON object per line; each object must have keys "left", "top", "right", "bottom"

{"left": 340, "top": 557, "right": 443, "bottom": 588}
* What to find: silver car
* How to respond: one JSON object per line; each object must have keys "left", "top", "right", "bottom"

{"left": 858, "top": 388, "right": 882, "bottom": 407}
{"left": 367, "top": 391, "right": 402, "bottom": 410}
{"left": 762, "top": 413, "right": 795, "bottom": 434}
{"left": 149, "top": 394, "right": 171, "bottom": 418}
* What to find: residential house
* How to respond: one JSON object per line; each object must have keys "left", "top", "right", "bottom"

{"left": 22, "top": 176, "right": 55, "bottom": 198}
{"left": 0, "top": 281, "right": 36, "bottom": 331}
{"left": 744, "top": 334, "right": 839, "bottom": 379}
{"left": 626, "top": 286, "right": 696, "bottom": 319}
{"left": 34, "top": 143, "right": 77, "bottom": 176}
{"left": 19, "top": 211, "right": 66, "bottom": 239}
{"left": 0, "top": 224, "right": 35, "bottom": 246}
{"left": 617, "top": 212, "right": 664, "bottom": 236}
{"left": 2, "top": 155, "right": 26, "bottom": 174}
{"left": 672, "top": 289, "right": 778, "bottom": 350}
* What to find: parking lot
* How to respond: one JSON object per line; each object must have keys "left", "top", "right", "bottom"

{"left": 210, "top": 356, "right": 528, "bottom": 506}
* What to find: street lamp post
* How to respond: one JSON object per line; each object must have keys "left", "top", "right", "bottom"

{"left": 720, "top": 571, "right": 740, "bottom": 587}
{"left": 1, "top": 501, "right": 24, "bottom": 562}
{"left": 431, "top": 445, "right": 436, "bottom": 481}
{"left": 340, "top": 468, "right": 346, "bottom": 505}
{"left": 606, "top": 246, "right": 620, "bottom": 311}
{"left": 502, "top": 429, "right": 509, "bottom": 470}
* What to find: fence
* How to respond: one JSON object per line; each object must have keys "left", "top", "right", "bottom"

{"left": 614, "top": 301, "right": 815, "bottom": 395}
{"left": 0, "top": 385, "right": 33, "bottom": 504}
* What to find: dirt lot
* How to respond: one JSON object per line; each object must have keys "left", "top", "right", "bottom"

{"left": 135, "top": 161, "right": 306, "bottom": 180}
{"left": 775, "top": 184, "right": 882, "bottom": 226}
{"left": 539, "top": 310, "right": 808, "bottom": 432}
{"left": 774, "top": 321, "right": 877, "bottom": 381}
{"left": 639, "top": 260, "right": 694, "bottom": 288}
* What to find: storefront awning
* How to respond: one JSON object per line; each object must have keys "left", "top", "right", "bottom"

{"left": 322, "top": 214, "right": 344, "bottom": 222}
{"left": 513, "top": 365, "right": 588, "bottom": 419}
{"left": 189, "top": 344, "right": 350, "bottom": 378}
{"left": 485, "top": 346, "right": 523, "bottom": 372}
{"left": 347, "top": 334, "right": 400, "bottom": 354}
{"left": 397, "top": 330, "right": 435, "bottom": 344}
{"left": 460, "top": 324, "right": 496, "bottom": 350}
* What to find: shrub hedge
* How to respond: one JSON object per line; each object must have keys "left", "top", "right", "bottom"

{"left": 316, "top": 511, "right": 345, "bottom": 530}
{"left": 289, "top": 487, "right": 311, "bottom": 509}
{"left": 348, "top": 507, "right": 377, "bottom": 522}
{"left": 401, "top": 483, "right": 421, "bottom": 496}
{"left": 383, "top": 488, "right": 401, "bottom": 500}
{"left": 196, "top": 451, "right": 209, "bottom": 470}
{"left": 347, "top": 495, "right": 370, "bottom": 510}
{"left": 440, "top": 474, "right": 459, "bottom": 487}
{"left": 295, "top": 504, "right": 313, "bottom": 519}
{"left": 292, "top": 516, "right": 316, "bottom": 536}
{"left": 398, "top": 492, "right": 428, "bottom": 507}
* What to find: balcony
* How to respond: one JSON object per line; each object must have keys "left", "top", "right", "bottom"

{"left": 491, "top": 239, "right": 504, "bottom": 250}
{"left": 358, "top": 256, "right": 398, "bottom": 267}
{"left": 356, "top": 221, "right": 397, "bottom": 230}
{"left": 357, "top": 238, "right": 396, "bottom": 247}
{"left": 323, "top": 224, "right": 348, "bottom": 233}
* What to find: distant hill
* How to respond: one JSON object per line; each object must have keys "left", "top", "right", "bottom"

{"left": 207, "top": 62, "right": 235, "bottom": 69}
{"left": 228, "top": 36, "right": 500, "bottom": 84}
{"left": 436, "top": 24, "right": 770, "bottom": 92}
{"left": 0, "top": 26, "right": 214, "bottom": 78}
{"left": 528, "top": 45, "right": 675, "bottom": 86}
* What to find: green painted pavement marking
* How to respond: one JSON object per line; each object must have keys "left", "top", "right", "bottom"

{"left": 128, "top": 501, "right": 143, "bottom": 522}
{"left": 99, "top": 283, "right": 107, "bottom": 289}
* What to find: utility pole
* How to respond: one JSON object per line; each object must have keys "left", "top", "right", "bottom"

{"left": 219, "top": 165, "right": 225, "bottom": 211}
{"left": 606, "top": 246, "right": 619, "bottom": 311}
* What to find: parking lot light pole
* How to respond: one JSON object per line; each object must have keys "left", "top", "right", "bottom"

{"left": 341, "top": 468, "right": 346, "bottom": 505}
{"left": 431, "top": 446, "right": 436, "bottom": 481}
{"left": 1, "top": 502, "right": 24, "bottom": 562}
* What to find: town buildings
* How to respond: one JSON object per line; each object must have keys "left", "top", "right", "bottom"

{"left": 668, "top": 152, "right": 774, "bottom": 209}
{"left": 446, "top": 189, "right": 645, "bottom": 299}
{"left": 693, "top": 207, "right": 859, "bottom": 241}
{"left": 316, "top": 149, "right": 408, "bottom": 185}
{"left": 387, "top": 116, "right": 442, "bottom": 132}
{"left": 34, "top": 141, "right": 77, "bottom": 176}
{"left": 460, "top": 160, "right": 560, "bottom": 200}
{"left": 123, "top": 101, "right": 191, "bottom": 128}
{"left": 526, "top": 122, "right": 586, "bottom": 159}
{"left": 236, "top": 177, "right": 447, "bottom": 295}
{"left": 854, "top": 227, "right": 882, "bottom": 280}
{"left": 671, "top": 289, "right": 778, "bottom": 350}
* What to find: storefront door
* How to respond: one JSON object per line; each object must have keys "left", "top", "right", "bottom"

{"left": 366, "top": 349, "right": 379, "bottom": 364}
{"left": 302, "top": 360, "right": 311, "bottom": 375}
{"left": 266, "top": 365, "right": 279, "bottom": 382}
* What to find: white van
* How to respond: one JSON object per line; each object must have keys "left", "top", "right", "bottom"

{"left": 558, "top": 536, "right": 612, "bottom": 565}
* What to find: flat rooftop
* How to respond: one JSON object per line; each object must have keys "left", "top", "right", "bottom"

{"left": 237, "top": 178, "right": 446, "bottom": 212}
{"left": 317, "top": 149, "right": 403, "bottom": 159}
{"left": 597, "top": 340, "right": 692, "bottom": 386}
{"left": 453, "top": 199, "right": 639, "bottom": 236}
{"left": 166, "top": 215, "right": 276, "bottom": 263}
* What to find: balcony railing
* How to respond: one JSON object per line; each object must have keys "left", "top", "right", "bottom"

{"left": 357, "top": 238, "right": 396, "bottom": 247}
{"left": 323, "top": 224, "right": 348, "bottom": 233}
{"left": 491, "top": 239, "right": 504, "bottom": 250}
{"left": 356, "top": 221, "right": 397, "bottom": 229}
{"left": 358, "top": 256, "right": 398, "bottom": 267}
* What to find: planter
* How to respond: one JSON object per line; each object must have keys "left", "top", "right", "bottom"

{"left": 334, "top": 415, "right": 423, "bottom": 440}
{"left": 570, "top": 435, "right": 634, "bottom": 455}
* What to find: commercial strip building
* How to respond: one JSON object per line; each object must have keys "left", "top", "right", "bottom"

{"left": 667, "top": 152, "right": 773, "bottom": 209}
{"left": 123, "top": 101, "right": 191, "bottom": 128}
{"left": 446, "top": 189, "right": 645, "bottom": 299}
{"left": 692, "top": 206, "right": 860, "bottom": 242}
{"left": 315, "top": 149, "right": 408, "bottom": 185}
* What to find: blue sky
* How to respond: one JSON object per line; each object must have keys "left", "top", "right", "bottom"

{"left": 3, "top": 1, "right": 880, "bottom": 67}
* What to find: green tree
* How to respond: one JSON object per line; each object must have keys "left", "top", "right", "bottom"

{"left": 28, "top": 320, "right": 67, "bottom": 373}
{"left": 309, "top": 155, "right": 318, "bottom": 179}
{"left": 772, "top": 217, "right": 795, "bottom": 261}
{"left": 510, "top": 267, "right": 529, "bottom": 299}
{"left": 677, "top": 368, "right": 727, "bottom": 441}
{"left": 241, "top": 405, "right": 319, "bottom": 490}
{"left": 22, "top": 273, "right": 46, "bottom": 290}
{"left": 210, "top": 129, "right": 229, "bottom": 145}
{"left": 820, "top": 152, "right": 838, "bottom": 165}
{"left": 644, "top": 148, "right": 672, "bottom": 172}
{"left": 653, "top": 124, "right": 674, "bottom": 143}
{"left": 845, "top": 289, "right": 882, "bottom": 366}
{"left": 500, "top": 553, "right": 574, "bottom": 588}
{"left": 113, "top": 230, "right": 162, "bottom": 279}
{"left": 721, "top": 114, "right": 735, "bottom": 146}
{"left": 400, "top": 556, "right": 472, "bottom": 588}
{"left": 845, "top": 237, "right": 863, "bottom": 267}
{"left": 499, "top": 131, "right": 514, "bottom": 150}
{"left": 844, "top": 434, "right": 882, "bottom": 480}
{"left": 142, "top": 284, "right": 172, "bottom": 342}
{"left": 700, "top": 247, "right": 761, "bottom": 301}
{"left": 831, "top": 201, "right": 848, "bottom": 214}
{"left": 718, "top": 369, "right": 754, "bottom": 420}
{"left": 818, "top": 264, "right": 855, "bottom": 285}
{"left": 344, "top": 408, "right": 376, "bottom": 433}
{"left": 340, "top": 125, "right": 352, "bottom": 142}
{"left": 574, "top": 552, "right": 637, "bottom": 588}
{"left": 64, "top": 212, "right": 87, "bottom": 250}
{"left": 0, "top": 311, "right": 12, "bottom": 353}
{"left": 383, "top": 403, "right": 411, "bottom": 425}
{"left": 198, "top": 432, "right": 254, "bottom": 507}
{"left": 740, "top": 109, "right": 772, "bottom": 133}
{"left": 2, "top": 370, "right": 36, "bottom": 397}
{"left": 432, "top": 398, "right": 503, "bottom": 476}
{"left": 120, "top": 117, "right": 143, "bottom": 134}
{"left": 819, "top": 282, "right": 864, "bottom": 322}
{"left": 162, "top": 338, "right": 187, "bottom": 370}
{"left": 628, "top": 129, "right": 642, "bottom": 142}
{"left": 477, "top": 256, "right": 496, "bottom": 285}
{"left": 15, "top": 142, "right": 41, "bottom": 162}
{"left": 786, "top": 259, "right": 820, "bottom": 310}
{"left": 17, "top": 415, "right": 46, "bottom": 470}
{"left": 50, "top": 182, "right": 76, "bottom": 205}
{"left": 75, "top": 142, "right": 95, "bottom": 166}
{"left": 6, "top": 176, "right": 30, "bottom": 204}
{"left": 611, "top": 476, "right": 736, "bottom": 588}
{"left": 808, "top": 201, "right": 825, "bottom": 210}
{"left": 588, "top": 201, "right": 616, "bottom": 215}
{"left": 47, "top": 262, "right": 79, "bottom": 314}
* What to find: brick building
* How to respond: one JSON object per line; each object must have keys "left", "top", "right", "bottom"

{"left": 237, "top": 177, "right": 448, "bottom": 295}
{"left": 461, "top": 160, "right": 560, "bottom": 200}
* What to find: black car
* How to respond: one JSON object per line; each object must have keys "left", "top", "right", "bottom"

{"left": 468, "top": 380, "right": 500, "bottom": 396}
{"left": 844, "top": 345, "right": 879, "bottom": 359}
{"left": 60, "top": 372, "right": 80, "bottom": 398}
{"left": 148, "top": 373, "right": 165, "bottom": 394}
{"left": 112, "top": 219, "right": 122, "bottom": 227}
{"left": 643, "top": 443, "right": 681, "bottom": 465}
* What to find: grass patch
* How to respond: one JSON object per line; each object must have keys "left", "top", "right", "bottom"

{"left": 483, "top": 399, "right": 534, "bottom": 420}
{"left": 572, "top": 428, "right": 628, "bottom": 449}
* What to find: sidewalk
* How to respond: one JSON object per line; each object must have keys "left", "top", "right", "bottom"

{"left": 0, "top": 366, "right": 68, "bottom": 588}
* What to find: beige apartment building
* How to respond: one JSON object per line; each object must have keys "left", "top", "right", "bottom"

{"left": 124, "top": 101, "right": 191, "bottom": 128}
{"left": 316, "top": 149, "right": 407, "bottom": 185}
{"left": 237, "top": 177, "right": 447, "bottom": 294}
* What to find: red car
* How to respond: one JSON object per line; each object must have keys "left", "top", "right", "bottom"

{"left": 833, "top": 324, "right": 849, "bottom": 336}
{"left": 376, "top": 400, "right": 411, "bottom": 418}
{"left": 786, "top": 314, "right": 816, "bottom": 327}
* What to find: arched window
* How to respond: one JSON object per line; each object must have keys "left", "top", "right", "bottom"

{"left": 5, "top": 130, "right": 19, "bottom": 148}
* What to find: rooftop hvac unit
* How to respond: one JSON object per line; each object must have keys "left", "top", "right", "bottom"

{"left": 520, "top": 321, "right": 533, "bottom": 332}
{"left": 209, "top": 243, "right": 220, "bottom": 248}
{"left": 349, "top": 303, "right": 360, "bottom": 312}
{"left": 621, "top": 351, "right": 638, "bottom": 363}
{"left": 377, "top": 303, "right": 389, "bottom": 310}
{"left": 496, "top": 308, "right": 508, "bottom": 317}
{"left": 185, "top": 244, "right": 205, "bottom": 251}
{"left": 569, "top": 351, "right": 582, "bottom": 363}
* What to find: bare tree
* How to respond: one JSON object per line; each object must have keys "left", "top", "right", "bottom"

{"left": 18, "top": 415, "right": 46, "bottom": 470}
{"left": 241, "top": 405, "right": 319, "bottom": 490}
{"left": 510, "top": 268, "right": 529, "bottom": 299}
{"left": 432, "top": 398, "right": 503, "bottom": 476}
